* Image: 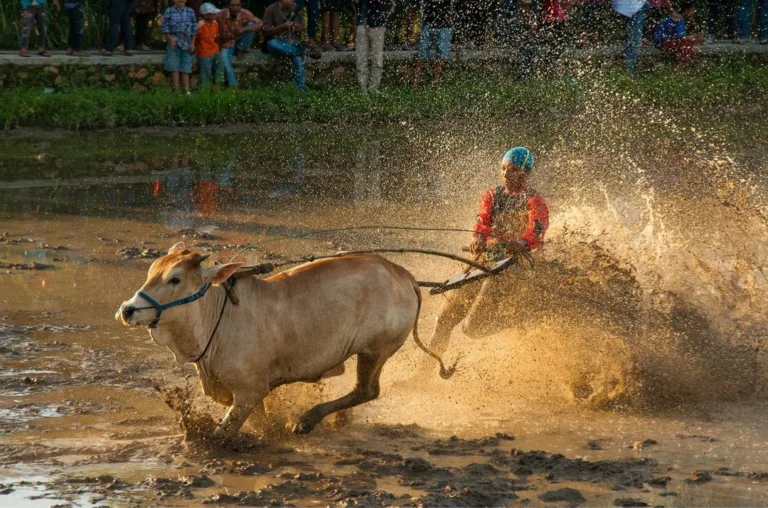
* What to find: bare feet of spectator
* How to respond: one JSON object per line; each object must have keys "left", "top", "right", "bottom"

{"left": 19, "top": 48, "right": 30, "bottom": 57}
{"left": 346, "top": 41, "right": 355, "bottom": 50}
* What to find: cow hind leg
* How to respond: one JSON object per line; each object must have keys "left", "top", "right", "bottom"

{"left": 292, "top": 353, "right": 386, "bottom": 434}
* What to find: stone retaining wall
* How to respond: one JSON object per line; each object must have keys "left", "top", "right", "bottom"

{"left": 0, "top": 43, "right": 765, "bottom": 90}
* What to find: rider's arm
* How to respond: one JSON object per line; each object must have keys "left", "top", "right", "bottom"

{"left": 473, "top": 189, "right": 495, "bottom": 239}
{"left": 520, "top": 194, "right": 549, "bottom": 249}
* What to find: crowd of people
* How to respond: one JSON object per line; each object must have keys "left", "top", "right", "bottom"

{"left": 16, "top": 0, "right": 768, "bottom": 92}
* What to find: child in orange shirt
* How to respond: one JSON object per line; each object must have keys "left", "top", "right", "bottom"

{"left": 197, "top": 3, "right": 222, "bottom": 86}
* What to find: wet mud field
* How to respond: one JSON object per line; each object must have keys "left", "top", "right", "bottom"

{"left": 1, "top": 110, "right": 768, "bottom": 506}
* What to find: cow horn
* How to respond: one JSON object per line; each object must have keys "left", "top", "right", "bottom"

{"left": 194, "top": 253, "right": 211, "bottom": 265}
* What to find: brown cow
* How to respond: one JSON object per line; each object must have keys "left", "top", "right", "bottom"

{"left": 116, "top": 243, "right": 454, "bottom": 436}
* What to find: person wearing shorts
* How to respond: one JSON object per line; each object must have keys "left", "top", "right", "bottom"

{"left": 412, "top": 0, "right": 453, "bottom": 87}
{"left": 162, "top": 0, "right": 198, "bottom": 93}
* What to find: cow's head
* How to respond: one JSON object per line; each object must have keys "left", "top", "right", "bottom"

{"left": 115, "top": 242, "right": 242, "bottom": 331}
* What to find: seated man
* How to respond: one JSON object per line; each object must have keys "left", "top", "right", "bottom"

{"left": 218, "top": 0, "right": 263, "bottom": 86}
{"left": 653, "top": 1, "right": 703, "bottom": 69}
{"left": 263, "top": 0, "right": 310, "bottom": 91}
{"left": 428, "top": 147, "right": 550, "bottom": 356}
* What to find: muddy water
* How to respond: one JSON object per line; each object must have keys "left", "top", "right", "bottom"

{"left": 1, "top": 114, "right": 767, "bottom": 506}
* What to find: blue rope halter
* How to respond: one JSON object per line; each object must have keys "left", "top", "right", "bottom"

{"left": 137, "top": 282, "right": 212, "bottom": 329}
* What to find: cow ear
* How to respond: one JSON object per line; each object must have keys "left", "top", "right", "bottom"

{"left": 202, "top": 262, "right": 244, "bottom": 284}
{"left": 168, "top": 242, "right": 185, "bottom": 254}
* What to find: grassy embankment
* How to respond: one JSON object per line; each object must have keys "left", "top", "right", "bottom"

{"left": 0, "top": 61, "right": 766, "bottom": 131}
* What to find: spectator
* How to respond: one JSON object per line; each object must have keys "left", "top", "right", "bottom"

{"left": 320, "top": 0, "right": 345, "bottom": 50}
{"left": 539, "top": 0, "right": 571, "bottom": 64}
{"left": 64, "top": 0, "right": 88, "bottom": 56}
{"left": 413, "top": 0, "right": 453, "bottom": 87}
{"left": 654, "top": 1, "right": 704, "bottom": 67}
{"left": 512, "top": 0, "right": 538, "bottom": 78}
{"left": 644, "top": 0, "right": 680, "bottom": 44}
{"left": 133, "top": 0, "right": 158, "bottom": 51}
{"left": 102, "top": 0, "right": 136, "bottom": 56}
{"left": 162, "top": 0, "right": 198, "bottom": 93}
{"left": 612, "top": 0, "right": 648, "bottom": 76}
{"left": 218, "top": 0, "right": 263, "bottom": 86}
{"left": 705, "top": 0, "right": 734, "bottom": 42}
{"left": 356, "top": 0, "right": 391, "bottom": 93}
{"left": 19, "top": 0, "right": 59, "bottom": 58}
{"left": 734, "top": 0, "right": 767, "bottom": 43}
{"left": 398, "top": 0, "right": 420, "bottom": 48}
{"left": 219, "top": 0, "right": 262, "bottom": 58}
{"left": 455, "top": 0, "right": 492, "bottom": 48}
{"left": 263, "top": 0, "right": 309, "bottom": 91}
{"left": 197, "top": 3, "right": 222, "bottom": 86}
{"left": 578, "top": 0, "right": 607, "bottom": 47}
{"left": 295, "top": 0, "right": 321, "bottom": 48}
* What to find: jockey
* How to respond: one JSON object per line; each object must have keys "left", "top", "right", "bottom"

{"left": 427, "top": 147, "right": 550, "bottom": 356}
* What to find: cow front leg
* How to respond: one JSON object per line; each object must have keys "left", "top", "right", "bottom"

{"left": 214, "top": 389, "right": 267, "bottom": 437}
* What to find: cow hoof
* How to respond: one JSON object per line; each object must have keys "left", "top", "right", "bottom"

{"left": 292, "top": 421, "right": 315, "bottom": 434}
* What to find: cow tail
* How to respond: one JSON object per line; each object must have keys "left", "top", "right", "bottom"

{"left": 411, "top": 281, "right": 458, "bottom": 380}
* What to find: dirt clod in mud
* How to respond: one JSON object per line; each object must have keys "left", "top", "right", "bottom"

{"left": 613, "top": 498, "right": 649, "bottom": 507}
{"left": 685, "top": 470, "right": 714, "bottom": 484}
{"left": 0, "top": 261, "right": 54, "bottom": 270}
{"left": 117, "top": 246, "right": 163, "bottom": 260}
{"left": 647, "top": 476, "right": 671, "bottom": 488}
{"left": 178, "top": 229, "right": 221, "bottom": 241}
{"left": 540, "top": 487, "right": 587, "bottom": 504}
{"left": 508, "top": 449, "right": 657, "bottom": 488}
{"left": 411, "top": 433, "right": 515, "bottom": 456}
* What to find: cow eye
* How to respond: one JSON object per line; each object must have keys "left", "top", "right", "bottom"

{"left": 168, "top": 277, "right": 181, "bottom": 285}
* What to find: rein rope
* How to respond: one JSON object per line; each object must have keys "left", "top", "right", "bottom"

{"left": 191, "top": 276, "right": 235, "bottom": 364}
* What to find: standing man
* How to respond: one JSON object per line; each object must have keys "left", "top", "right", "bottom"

{"left": 412, "top": 0, "right": 453, "bottom": 87}
{"left": 427, "top": 147, "right": 549, "bottom": 357}
{"left": 612, "top": 0, "right": 648, "bottom": 76}
{"left": 19, "top": 0, "right": 60, "bottom": 58}
{"left": 356, "top": 0, "right": 392, "bottom": 93}
{"left": 133, "top": 0, "right": 158, "bottom": 51}
{"left": 102, "top": 0, "right": 136, "bottom": 56}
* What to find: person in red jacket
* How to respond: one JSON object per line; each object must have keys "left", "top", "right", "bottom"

{"left": 428, "top": 147, "right": 550, "bottom": 356}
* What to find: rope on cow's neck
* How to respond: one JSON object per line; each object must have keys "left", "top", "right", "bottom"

{"left": 191, "top": 276, "right": 235, "bottom": 364}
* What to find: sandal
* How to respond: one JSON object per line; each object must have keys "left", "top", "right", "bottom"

{"left": 100, "top": 49, "right": 114, "bottom": 56}
{"left": 19, "top": 48, "right": 30, "bottom": 57}
{"left": 37, "top": 49, "right": 51, "bottom": 57}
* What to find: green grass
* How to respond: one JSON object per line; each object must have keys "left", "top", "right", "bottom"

{"left": 1, "top": 61, "right": 767, "bottom": 131}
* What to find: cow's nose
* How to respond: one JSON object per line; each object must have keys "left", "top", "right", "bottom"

{"left": 122, "top": 305, "right": 136, "bottom": 320}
